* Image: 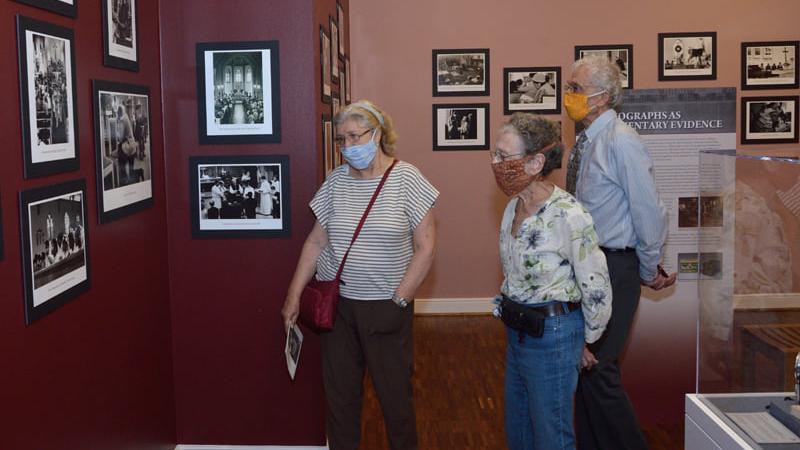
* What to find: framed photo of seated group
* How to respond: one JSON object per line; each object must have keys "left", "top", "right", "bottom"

{"left": 102, "top": 0, "right": 139, "bottom": 71}
{"left": 14, "top": 0, "right": 77, "bottom": 18}
{"left": 432, "top": 48, "right": 490, "bottom": 97}
{"left": 196, "top": 40, "right": 281, "bottom": 145}
{"left": 92, "top": 80, "right": 153, "bottom": 223}
{"left": 741, "top": 41, "right": 799, "bottom": 90}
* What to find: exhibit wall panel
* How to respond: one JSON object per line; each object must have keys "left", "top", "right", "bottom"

{"left": 350, "top": 0, "right": 800, "bottom": 428}
{"left": 0, "top": 1, "right": 175, "bottom": 450}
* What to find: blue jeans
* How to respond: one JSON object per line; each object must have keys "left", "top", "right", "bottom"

{"left": 504, "top": 306, "right": 584, "bottom": 450}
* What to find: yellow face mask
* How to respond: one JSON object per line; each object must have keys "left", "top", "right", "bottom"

{"left": 564, "top": 90, "right": 606, "bottom": 122}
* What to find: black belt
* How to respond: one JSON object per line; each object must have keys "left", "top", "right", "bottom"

{"left": 600, "top": 246, "right": 636, "bottom": 253}
{"left": 527, "top": 301, "right": 581, "bottom": 317}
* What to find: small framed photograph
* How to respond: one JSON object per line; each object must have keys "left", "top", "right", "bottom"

{"left": 92, "top": 80, "right": 153, "bottom": 223}
{"left": 321, "top": 114, "right": 333, "bottom": 178}
{"left": 189, "top": 155, "right": 290, "bottom": 239}
{"left": 741, "top": 41, "right": 799, "bottom": 90}
{"left": 101, "top": 0, "right": 138, "bottom": 71}
{"left": 575, "top": 44, "right": 633, "bottom": 89}
{"left": 16, "top": 15, "right": 79, "bottom": 179}
{"left": 432, "top": 103, "right": 489, "bottom": 151}
{"left": 741, "top": 96, "right": 799, "bottom": 145}
{"left": 19, "top": 178, "right": 90, "bottom": 325}
{"left": 503, "top": 67, "right": 560, "bottom": 115}
{"left": 195, "top": 40, "right": 281, "bottom": 145}
{"left": 320, "top": 27, "right": 331, "bottom": 103}
{"left": 339, "top": 62, "right": 347, "bottom": 105}
{"left": 330, "top": 17, "right": 339, "bottom": 84}
{"left": 432, "top": 48, "right": 489, "bottom": 97}
{"left": 344, "top": 57, "right": 351, "bottom": 103}
{"left": 658, "top": 32, "right": 716, "bottom": 81}
{"left": 337, "top": 2, "right": 345, "bottom": 58}
{"left": 14, "top": 0, "right": 76, "bottom": 18}
{"left": 332, "top": 93, "right": 340, "bottom": 118}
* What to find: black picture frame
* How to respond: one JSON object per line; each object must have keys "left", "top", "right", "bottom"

{"left": 330, "top": 16, "right": 339, "bottom": 85}
{"left": 432, "top": 48, "right": 490, "bottom": 97}
{"left": 658, "top": 32, "right": 717, "bottom": 81}
{"left": 574, "top": 44, "right": 633, "bottom": 89}
{"left": 92, "top": 80, "right": 154, "bottom": 223}
{"left": 16, "top": 15, "right": 79, "bottom": 179}
{"left": 101, "top": 0, "right": 139, "bottom": 71}
{"left": 741, "top": 41, "right": 799, "bottom": 90}
{"left": 740, "top": 95, "right": 799, "bottom": 145}
{"left": 321, "top": 114, "right": 333, "bottom": 179}
{"left": 337, "top": 1, "right": 345, "bottom": 58}
{"left": 432, "top": 103, "right": 490, "bottom": 151}
{"left": 195, "top": 40, "right": 281, "bottom": 145}
{"left": 189, "top": 155, "right": 291, "bottom": 239}
{"left": 320, "top": 27, "right": 331, "bottom": 104}
{"left": 503, "top": 66, "right": 561, "bottom": 115}
{"left": 19, "top": 178, "right": 90, "bottom": 325}
{"left": 13, "top": 0, "right": 76, "bottom": 18}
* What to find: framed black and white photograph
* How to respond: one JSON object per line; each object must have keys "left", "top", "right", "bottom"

{"left": 322, "top": 114, "right": 333, "bottom": 178}
{"left": 575, "top": 44, "right": 633, "bottom": 89}
{"left": 330, "top": 17, "right": 339, "bottom": 84}
{"left": 741, "top": 96, "right": 799, "bottom": 145}
{"left": 432, "top": 48, "right": 489, "bottom": 97}
{"left": 332, "top": 93, "right": 340, "bottom": 118}
{"left": 14, "top": 0, "right": 76, "bottom": 18}
{"left": 19, "top": 178, "right": 90, "bottom": 325}
{"left": 102, "top": 0, "right": 138, "bottom": 71}
{"left": 658, "top": 32, "right": 716, "bottom": 81}
{"left": 16, "top": 15, "right": 79, "bottom": 179}
{"left": 320, "top": 27, "right": 331, "bottom": 103}
{"left": 432, "top": 103, "right": 489, "bottom": 151}
{"left": 189, "top": 155, "right": 290, "bottom": 239}
{"left": 196, "top": 40, "right": 281, "bottom": 145}
{"left": 344, "top": 57, "right": 351, "bottom": 103}
{"left": 337, "top": 2, "right": 345, "bottom": 58}
{"left": 503, "top": 67, "right": 560, "bottom": 115}
{"left": 742, "top": 41, "right": 798, "bottom": 90}
{"left": 92, "top": 80, "right": 152, "bottom": 223}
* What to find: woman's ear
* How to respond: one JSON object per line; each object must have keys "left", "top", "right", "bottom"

{"left": 525, "top": 153, "right": 546, "bottom": 176}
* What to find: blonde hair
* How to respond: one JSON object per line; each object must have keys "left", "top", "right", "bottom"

{"left": 334, "top": 100, "right": 398, "bottom": 156}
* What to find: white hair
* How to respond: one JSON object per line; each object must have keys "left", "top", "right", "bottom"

{"left": 572, "top": 55, "right": 623, "bottom": 110}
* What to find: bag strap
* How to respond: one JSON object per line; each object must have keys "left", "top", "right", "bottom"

{"left": 335, "top": 159, "right": 398, "bottom": 280}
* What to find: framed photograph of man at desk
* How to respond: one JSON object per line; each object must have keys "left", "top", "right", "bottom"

{"left": 574, "top": 44, "right": 633, "bottom": 89}
{"left": 102, "top": 0, "right": 138, "bottom": 71}
{"left": 189, "top": 155, "right": 290, "bottom": 239}
{"left": 658, "top": 32, "right": 716, "bottom": 81}
{"left": 13, "top": 0, "right": 77, "bottom": 18}
{"left": 503, "top": 67, "right": 560, "bottom": 115}
{"left": 432, "top": 48, "right": 489, "bottom": 97}
{"left": 16, "top": 15, "right": 79, "bottom": 179}
{"left": 741, "top": 41, "right": 799, "bottom": 90}
{"left": 196, "top": 40, "right": 281, "bottom": 145}
{"left": 92, "top": 80, "right": 153, "bottom": 223}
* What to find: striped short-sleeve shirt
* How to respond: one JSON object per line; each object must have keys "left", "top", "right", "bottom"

{"left": 310, "top": 161, "right": 439, "bottom": 300}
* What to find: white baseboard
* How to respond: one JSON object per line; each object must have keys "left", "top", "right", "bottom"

{"left": 176, "top": 445, "right": 327, "bottom": 450}
{"left": 414, "top": 297, "right": 494, "bottom": 315}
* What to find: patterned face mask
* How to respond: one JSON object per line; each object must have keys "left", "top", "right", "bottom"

{"left": 491, "top": 142, "right": 557, "bottom": 196}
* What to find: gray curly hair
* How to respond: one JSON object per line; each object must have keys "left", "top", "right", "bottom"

{"left": 499, "top": 113, "right": 563, "bottom": 177}
{"left": 572, "top": 54, "right": 623, "bottom": 110}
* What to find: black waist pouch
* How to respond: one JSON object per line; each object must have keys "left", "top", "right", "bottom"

{"left": 500, "top": 297, "right": 544, "bottom": 338}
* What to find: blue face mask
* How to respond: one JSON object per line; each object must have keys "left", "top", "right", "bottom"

{"left": 341, "top": 129, "right": 378, "bottom": 170}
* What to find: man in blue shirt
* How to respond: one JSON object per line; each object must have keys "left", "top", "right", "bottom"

{"left": 564, "top": 55, "right": 676, "bottom": 450}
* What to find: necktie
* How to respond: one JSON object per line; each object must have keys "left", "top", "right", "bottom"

{"left": 566, "top": 132, "right": 587, "bottom": 195}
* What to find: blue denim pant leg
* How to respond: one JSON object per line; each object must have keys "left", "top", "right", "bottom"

{"left": 504, "top": 307, "right": 585, "bottom": 450}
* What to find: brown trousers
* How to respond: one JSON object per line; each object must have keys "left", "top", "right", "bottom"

{"left": 321, "top": 296, "right": 417, "bottom": 450}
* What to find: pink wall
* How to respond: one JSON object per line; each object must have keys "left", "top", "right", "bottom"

{"left": 350, "top": 0, "right": 800, "bottom": 426}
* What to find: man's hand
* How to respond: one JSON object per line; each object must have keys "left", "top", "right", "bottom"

{"left": 582, "top": 345, "right": 599, "bottom": 370}
{"left": 641, "top": 266, "right": 677, "bottom": 290}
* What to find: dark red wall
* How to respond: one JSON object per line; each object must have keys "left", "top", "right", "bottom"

{"left": 0, "top": 1, "right": 175, "bottom": 449}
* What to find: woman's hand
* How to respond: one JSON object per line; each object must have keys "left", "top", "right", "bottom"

{"left": 282, "top": 296, "right": 300, "bottom": 332}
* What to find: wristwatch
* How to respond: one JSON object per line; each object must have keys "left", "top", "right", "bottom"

{"left": 391, "top": 293, "right": 409, "bottom": 308}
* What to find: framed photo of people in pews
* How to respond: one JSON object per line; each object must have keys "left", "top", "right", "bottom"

{"left": 196, "top": 40, "right": 281, "bottom": 145}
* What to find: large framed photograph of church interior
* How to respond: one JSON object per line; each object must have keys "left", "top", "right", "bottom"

{"left": 195, "top": 40, "right": 281, "bottom": 145}
{"left": 432, "top": 103, "right": 490, "bottom": 151}
{"left": 432, "top": 48, "right": 489, "bottom": 97}
{"left": 102, "top": 0, "right": 138, "bottom": 71}
{"left": 13, "top": 0, "right": 77, "bottom": 18}
{"left": 658, "top": 32, "right": 717, "bottom": 81}
{"left": 503, "top": 67, "right": 561, "bottom": 115}
{"left": 19, "top": 178, "right": 90, "bottom": 325}
{"left": 742, "top": 41, "right": 799, "bottom": 90}
{"left": 92, "top": 80, "right": 153, "bottom": 223}
{"left": 16, "top": 15, "right": 79, "bottom": 179}
{"left": 574, "top": 44, "right": 633, "bottom": 89}
{"left": 741, "top": 95, "right": 799, "bottom": 145}
{"left": 189, "top": 155, "right": 290, "bottom": 239}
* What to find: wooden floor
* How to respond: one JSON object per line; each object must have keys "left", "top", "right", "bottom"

{"left": 359, "top": 315, "right": 683, "bottom": 449}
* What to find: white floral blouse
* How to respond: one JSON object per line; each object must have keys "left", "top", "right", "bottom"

{"left": 499, "top": 186, "right": 612, "bottom": 343}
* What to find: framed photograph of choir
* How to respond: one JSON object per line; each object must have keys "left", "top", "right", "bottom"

{"left": 320, "top": 27, "right": 332, "bottom": 103}
{"left": 16, "top": 15, "right": 79, "bottom": 179}
{"left": 321, "top": 114, "right": 333, "bottom": 178}
{"left": 740, "top": 95, "right": 799, "bottom": 145}
{"left": 337, "top": 2, "right": 345, "bottom": 57}
{"left": 432, "top": 103, "right": 490, "bottom": 151}
{"left": 13, "top": 0, "right": 76, "bottom": 18}
{"left": 195, "top": 40, "right": 281, "bottom": 145}
{"left": 102, "top": 0, "right": 138, "bottom": 71}
{"left": 432, "top": 48, "right": 489, "bottom": 97}
{"left": 19, "top": 178, "right": 90, "bottom": 325}
{"left": 741, "top": 41, "right": 799, "bottom": 90}
{"left": 330, "top": 17, "right": 339, "bottom": 84}
{"left": 503, "top": 67, "right": 560, "bottom": 115}
{"left": 92, "top": 80, "right": 153, "bottom": 223}
{"left": 658, "top": 32, "right": 716, "bottom": 81}
{"left": 189, "top": 155, "right": 290, "bottom": 239}
{"left": 574, "top": 44, "right": 633, "bottom": 89}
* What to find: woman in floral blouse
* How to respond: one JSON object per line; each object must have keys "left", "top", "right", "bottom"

{"left": 490, "top": 113, "right": 612, "bottom": 450}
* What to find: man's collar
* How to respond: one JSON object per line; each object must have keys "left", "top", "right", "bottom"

{"left": 584, "top": 109, "right": 616, "bottom": 142}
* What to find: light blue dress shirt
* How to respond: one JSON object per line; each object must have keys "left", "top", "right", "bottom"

{"left": 575, "top": 109, "right": 668, "bottom": 282}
